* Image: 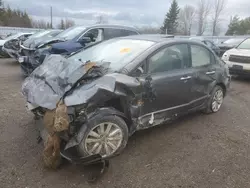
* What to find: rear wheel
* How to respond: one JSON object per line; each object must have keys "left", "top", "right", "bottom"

{"left": 203, "top": 85, "right": 224, "bottom": 114}
{"left": 78, "top": 115, "right": 128, "bottom": 158}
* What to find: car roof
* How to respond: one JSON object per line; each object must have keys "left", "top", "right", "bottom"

{"left": 118, "top": 34, "right": 175, "bottom": 42}
{"left": 119, "top": 34, "right": 205, "bottom": 45}
{"left": 84, "top": 24, "right": 139, "bottom": 32}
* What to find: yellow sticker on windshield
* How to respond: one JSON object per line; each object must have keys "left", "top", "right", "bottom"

{"left": 120, "top": 48, "right": 131, "bottom": 53}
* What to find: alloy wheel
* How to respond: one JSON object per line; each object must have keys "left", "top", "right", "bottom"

{"left": 211, "top": 89, "right": 223, "bottom": 112}
{"left": 84, "top": 122, "right": 124, "bottom": 157}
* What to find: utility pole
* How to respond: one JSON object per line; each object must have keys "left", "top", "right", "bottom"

{"left": 50, "top": 6, "right": 53, "bottom": 29}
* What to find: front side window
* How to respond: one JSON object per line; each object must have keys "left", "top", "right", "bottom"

{"left": 191, "top": 45, "right": 211, "bottom": 67}
{"left": 148, "top": 44, "right": 189, "bottom": 74}
{"left": 82, "top": 29, "right": 103, "bottom": 43}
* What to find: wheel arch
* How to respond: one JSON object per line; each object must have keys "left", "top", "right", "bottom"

{"left": 216, "top": 82, "right": 227, "bottom": 97}
{"left": 103, "top": 97, "right": 134, "bottom": 132}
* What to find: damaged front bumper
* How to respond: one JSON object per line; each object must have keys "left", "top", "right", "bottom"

{"left": 19, "top": 47, "right": 52, "bottom": 76}
{"left": 34, "top": 109, "right": 106, "bottom": 167}
{"left": 2, "top": 46, "right": 20, "bottom": 60}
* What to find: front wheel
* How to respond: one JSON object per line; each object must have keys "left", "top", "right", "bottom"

{"left": 78, "top": 115, "right": 128, "bottom": 158}
{"left": 203, "top": 85, "right": 224, "bottom": 114}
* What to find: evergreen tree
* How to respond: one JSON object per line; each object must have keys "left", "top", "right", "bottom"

{"left": 225, "top": 15, "right": 240, "bottom": 35}
{"left": 160, "top": 0, "right": 180, "bottom": 34}
{"left": 225, "top": 16, "right": 250, "bottom": 35}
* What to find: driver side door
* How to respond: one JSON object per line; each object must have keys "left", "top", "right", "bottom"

{"left": 138, "top": 43, "right": 194, "bottom": 128}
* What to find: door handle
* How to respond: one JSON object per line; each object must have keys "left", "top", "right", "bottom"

{"left": 206, "top": 71, "right": 215, "bottom": 75}
{"left": 180, "top": 76, "right": 192, "bottom": 80}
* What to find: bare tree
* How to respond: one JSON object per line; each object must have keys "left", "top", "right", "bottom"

{"left": 196, "top": 0, "right": 211, "bottom": 35}
{"left": 32, "top": 19, "right": 50, "bottom": 29}
{"left": 212, "top": 0, "right": 227, "bottom": 36}
{"left": 178, "top": 5, "right": 195, "bottom": 35}
{"left": 95, "top": 15, "right": 108, "bottom": 24}
{"left": 65, "top": 18, "right": 75, "bottom": 28}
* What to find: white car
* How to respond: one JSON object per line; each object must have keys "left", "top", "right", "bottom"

{"left": 2, "top": 32, "right": 33, "bottom": 59}
{"left": 222, "top": 38, "right": 250, "bottom": 76}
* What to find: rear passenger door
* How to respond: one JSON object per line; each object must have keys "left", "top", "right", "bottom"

{"left": 189, "top": 44, "right": 218, "bottom": 108}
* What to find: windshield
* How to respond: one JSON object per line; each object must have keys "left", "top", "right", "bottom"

{"left": 68, "top": 39, "right": 155, "bottom": 71}
{"left": 56, "top": 26, "right": 86, "bottom": 40}
{"left": 29, "top": 30, "right": 52, "bottom": 39}
{"left": 237, "top": 38, "right": 250, "bottom": 49}
{"left": 223, "top": 38, "right": 243, "bottom": 45}
{"left": 42, "top": 30, "right": 62, "bottom": 38}
{"left": 4, "top": 33, "right": 27, "bottom": 40}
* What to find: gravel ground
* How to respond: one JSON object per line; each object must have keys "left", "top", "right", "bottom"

{"left": 1, "top": 59, "right": 250, "bottom": 188}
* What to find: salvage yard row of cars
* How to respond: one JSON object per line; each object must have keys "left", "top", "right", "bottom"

{"left": 1, "top": 24, "right": 250, "bottom": 170}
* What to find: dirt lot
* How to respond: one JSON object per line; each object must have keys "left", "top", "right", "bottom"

{"left": 1, "top": 59, "right": 250, "bottom": 188}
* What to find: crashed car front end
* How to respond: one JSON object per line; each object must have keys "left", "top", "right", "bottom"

{"left": 3, "top": 39, "right": 24, "bottom": 60}
{"left": 19, "top": 40, "right": 64, "bottom": 76}
{"left": 22, "top": 56, "right": 145, "bottom": 168}
{"left": 19, "top": 45, "right": 52, "bottom": 76}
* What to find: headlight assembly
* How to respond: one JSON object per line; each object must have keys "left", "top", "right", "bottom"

{"left": 222, "top": 53, "right": 229, "bottom": 61}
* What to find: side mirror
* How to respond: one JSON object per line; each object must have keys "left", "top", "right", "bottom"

{"left": 79, "top": 37, "right": 91, "bottom": 44}
{"left": 135, "top": 66, "right": 144, "bottom": 76}
{"left": 131, "top": 66, "right": 144, "bottom": 77}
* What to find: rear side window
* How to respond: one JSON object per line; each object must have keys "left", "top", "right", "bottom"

{"left": 191, "top": 45, "right": 212, "bottom": 67}
{"left": 104, "top": 28, "right": 138, "bottom": 40}
{"left": 122, "top": 30, "right": 138, "bottom": 36}
{"left": 104, "top": 28, "right": 119, "bottom": 39}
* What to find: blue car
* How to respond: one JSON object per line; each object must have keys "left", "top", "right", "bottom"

{"left": 19, "top": 24, "right": 140, "bottom": 76}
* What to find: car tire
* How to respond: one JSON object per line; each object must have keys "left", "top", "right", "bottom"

{"left": 203, "top": 85, "right": 224, "bottom": 114}
{"left": 78, "top": 115, "right": 129, "bottom": 159}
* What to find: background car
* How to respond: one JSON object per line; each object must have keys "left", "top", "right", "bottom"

{"left": 218, "top": 38, "right": 246, "bottom": 57}
{"left": 22, "top": 35, "right": 230, "bottom": 163}
{"left": 20, "top": 29, "right": 62, "bottom": 50}
{"left": 222, "top": 37, "right": 250, "bottom": 76}
{"left": 0, "top": 32, "right": 33, "bottom": 58}
{"left": 2, "top": 32, "right": 34, "bottom": 60}
{"left": 19, "top": 24, "right": 140, "bottom": 76}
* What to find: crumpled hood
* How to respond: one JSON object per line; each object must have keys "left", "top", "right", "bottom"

{"left": 22, "top": 36, "right": 66, "bottom": 49}
{"left": 22, "top": 55, "right": 111, "bottom": 109}
{"left": 225, "top": 48, "right": 250, "bottom": 57}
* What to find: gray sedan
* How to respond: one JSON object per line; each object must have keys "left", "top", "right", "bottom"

{"left": 22, "top": 35, "right": 231, "bottom": 167}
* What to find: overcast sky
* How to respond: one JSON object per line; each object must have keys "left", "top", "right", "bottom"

{"left": 3, "top": 0, "right": 250, "bottom": 32}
